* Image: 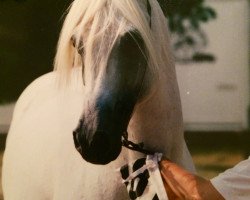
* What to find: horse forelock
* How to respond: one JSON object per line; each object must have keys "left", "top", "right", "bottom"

{"left": 54, "top": 0, "right": 173, "bottom": 86}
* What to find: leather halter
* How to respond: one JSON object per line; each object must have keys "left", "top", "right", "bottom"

{"left": 122, "top": 131, "right": 155, "bottom": 155}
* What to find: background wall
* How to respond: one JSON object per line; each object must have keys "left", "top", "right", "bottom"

{"left": 177, "top": 0, "right": 250, "bottom": 131}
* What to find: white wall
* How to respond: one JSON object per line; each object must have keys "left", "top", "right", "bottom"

{"left": 176, "top": 0, "right": 250, "bottom": 131}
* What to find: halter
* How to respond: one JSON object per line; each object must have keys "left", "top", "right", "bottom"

{"left": 122, "top": 131, "right": 155, "bottom": 155}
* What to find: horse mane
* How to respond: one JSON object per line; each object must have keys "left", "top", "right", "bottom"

{"left": 54, "top": 0, "right": 173, "bottom": 84}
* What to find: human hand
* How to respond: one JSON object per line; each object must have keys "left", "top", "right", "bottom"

{"left": 160, "top": 160, "right": 225, "bottom": 200}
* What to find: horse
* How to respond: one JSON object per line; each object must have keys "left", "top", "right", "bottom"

{"left": 2, "top": 0, "right": 195, "bottom": 199}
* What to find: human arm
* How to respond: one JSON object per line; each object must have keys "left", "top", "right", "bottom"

{"left": 211, "top": 156, "right": 250, "bottom": 200}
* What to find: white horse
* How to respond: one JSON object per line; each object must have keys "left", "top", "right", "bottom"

{"left": 2, "top": 0, "right": 195, "bottom": 199}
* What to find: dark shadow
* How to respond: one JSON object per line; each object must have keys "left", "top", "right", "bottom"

{"left": 0, "top": 134, "right": 7, "bottom": 151}
{"left": 196, "top": 164, "right": 232, "bottom": 173}
{"left": 185, "top": 131, "right": 250, "bottom": 158}
{"left": 0, "top": 0, "right": 72, "bottom": 103}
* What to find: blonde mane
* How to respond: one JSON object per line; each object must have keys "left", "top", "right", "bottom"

{"left": 54, "top": 0, "right": 173, "bottom": 84}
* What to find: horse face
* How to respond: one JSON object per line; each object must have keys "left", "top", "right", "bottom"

{"left": 73, "top": 31, "right": 148, "bottom": 165}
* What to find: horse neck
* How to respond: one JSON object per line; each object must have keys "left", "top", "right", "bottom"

{"left": 127, "top": 69, "right": 185, "bottom": 162}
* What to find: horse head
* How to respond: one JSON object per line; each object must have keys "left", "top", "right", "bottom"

{"left": 54, "top": 0, "right": 168, "bottom": 165}
{"left": 73, "top": 30, "right": 148, "bottom": 165}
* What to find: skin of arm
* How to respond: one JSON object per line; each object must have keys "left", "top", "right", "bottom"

{"left": 160, "top": 160, "right": 225, "bottom": 200}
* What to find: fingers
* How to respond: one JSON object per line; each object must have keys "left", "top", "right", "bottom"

{"left": 160, "top": 160, "right": 192, "bottom": 199}
{"left": 161, "top": 178, "right": 179, "bottom": 200}
{"left": 161, "top": 169, "right": 188, "bottom": 199}
{"left": 160, "top": 160, "right": 191, "bottom": 178}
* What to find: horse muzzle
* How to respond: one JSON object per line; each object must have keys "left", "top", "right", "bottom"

{"left": 73, "top": 121, "right": 122, "bottom": 165}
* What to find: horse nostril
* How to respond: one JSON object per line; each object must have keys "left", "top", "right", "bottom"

{"left": 73, "top": 130, "right": 82, "bottom": 153}
{"left": 72, "top": 120, "right": 89, "bottom": 155}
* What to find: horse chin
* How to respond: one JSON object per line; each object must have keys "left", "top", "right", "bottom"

{"left": 83, "top": 145, "right": 122, "bottom": 165}
{"left": 80, "top": 144, "right": 122, "bottom": 165}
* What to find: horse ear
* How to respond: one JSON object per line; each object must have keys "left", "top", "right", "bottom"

{"left": 71, "top": 35, "right": 84, "bottom": 55}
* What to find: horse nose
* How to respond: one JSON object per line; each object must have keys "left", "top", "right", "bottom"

{"left": 85, "top": 131, "right": 122, "bottom": 165}
{"left": 73, "top": 119, "right": 89, "bottom": 155}
{"left": 73, "top": 126, "right": 108, "bottom": 156}
{"left": 73, "top": 126, "right": 122, "bottom": 164}
{"left": 91, "top": 131, "right": 109, "bottom": 148}
{"left": 73, "top": 129, "right": 83, "bottom": 154}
